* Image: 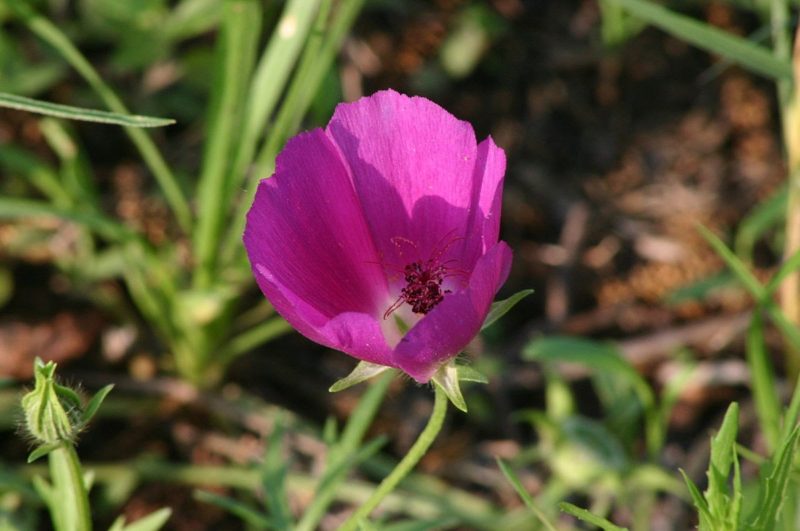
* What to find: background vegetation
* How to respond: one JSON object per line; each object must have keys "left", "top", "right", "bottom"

{"left": 2, "top": 0, "right": 800, "bottom": 529}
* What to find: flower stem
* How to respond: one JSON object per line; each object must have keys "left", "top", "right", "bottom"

{"left": 338, "top": 384, "right": 448, "bottom": 530}
{"left": 48, "top": 444, "right": 92, "bottom": 531}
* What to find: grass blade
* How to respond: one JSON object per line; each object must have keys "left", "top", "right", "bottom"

{"left": 262, "top": 416, "right": 293, "bottom": 529}
{"left": 0, "top": 91, "right": 175, "bottom": 127}
{"left": 8, "top": 0, "right": 192, "bottom": 232}
{"left": 746, "top": 313, "right": 780, "bottom": 452}
{"left": 604, "top": 0, "right": 792, "bottom": 81}
{"left": 193, "top": 0, "right": 263, "bottom": 289}
{"left": 194, "top": 490, "right": 273, "bottom": 528}
{"left": 228, "top": 0, "right": 321, "bottom": 203}
{"left": 223, "top": 0, "right": 366, "bottom": 263}
{"left": 559, "top": 502, "right": 628, "bottom": 531}
{"left": 496, "top": 458, "right": 557, "bottom": 531}
{"left": 0, "top": 197, "right": 137, "bottom": 242}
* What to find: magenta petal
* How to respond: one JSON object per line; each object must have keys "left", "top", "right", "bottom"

{"left": 327, "top": 90, "right": 479, "bottom": 264}
{"left": 251, "top": 267, "right": 395, "bottom": 366}
{"left": 244, "top": 129, "right": 394, "bottom": 360}
{"left": 392, "top": 242, "right": 513, "bottom": 382}
{"left": 318, "top": 312, "right": 395, "bottom": 366}
{"left": 461, "top": 137, "right": 506, "bottom": 268}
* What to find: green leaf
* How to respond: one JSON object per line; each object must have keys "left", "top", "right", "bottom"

{"left": 604, "top": 0, "right": 792, "bottom": 81}
{"left": 329, "top": 361, "right": 392, "bottom": 392}
{"left": 81, "top": 384, "right": 114, "bottom": 425}
{"left": 697, "top": 225, "right": 764, "bottom": 299}
{"left": 378, "top": 517, "right": 460, "bottom": 531}
{"left": 7, "top": 0, "right": 192, "bottom": 231}
{"left": 706, "top": 403, "right": 739, "bottom": 510}
{"left": 679, "top": 469, "right": 713, "bottom": 525}
{"left": 228, "top": 0, "right": 322, "bottom": 204}
{"left": 195, "top": 490, "right": 272, "bottom": 528}
{"left": 525, "top": 335, "right": 661, "bottom": 456}
{"left": 262, "top": 416, "right": 293, "bottom": 530}
{"left": 27, "top": 442, "right": 61, "bottom": 463}
{"left": 746, "top": 424, "right": 800, "bottom": 530}
{"left": 481, "top": 289, "right": 534, "bottom": 330}
{"left": 666, "top": 272, "right": 735, "bottom": 305}
{"left": 782, "top": 376, "right": 800, "bottom": 441}
{"left": 0, "top": 197, "right": 137, "bottom": 243}
{"left": 431, "top": 361, "right": 467, "bottom": 412}
{"left": 192, "top": 0, "right": 263, "bottom": 289}
{"left": 764, "top": 247, "right": 800, "bottom": 298}
{"left": 217, "top": 316, "right": 292, "bottom": 367}
{"left": 523, "top": 336, "right": 646, "bottom": 393}
{"left": 118, "top": 508, "right": 172, "bottom": 531}
{"left": 496, "top": 458, "right": 558, "bottom": 531}
{"left": 0, "top": 92, "right": 175, "bottom": 127}
{"left": 559, "top": 502, "right": 629, "bottom": 531}
{"left": 735, "top": 184, "right": 786, "bottom": 260}
{"left": 746, "top": 313, "right": 780, "bottom": 452}
{"left": 697, "top": 224, "right": 800, "bottom": 356}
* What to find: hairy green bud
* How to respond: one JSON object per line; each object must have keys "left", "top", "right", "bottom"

{"left": 21, "top": 358, "right": 83, "bottom": 445}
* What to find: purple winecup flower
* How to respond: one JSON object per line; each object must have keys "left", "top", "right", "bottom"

{"left": 243, "top": 90, "right": 512, "bottom": 383}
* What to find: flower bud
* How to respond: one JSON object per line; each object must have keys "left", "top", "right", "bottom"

{"left": 21, "top": 358, "right": 83, "bottom": 445}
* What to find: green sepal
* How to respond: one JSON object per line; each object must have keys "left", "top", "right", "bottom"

{"left": 482, "top": 289, "right": 534, "bottom": 331}
{"left": 329, "top": 361, "right": 392, "bottom": 392}
{"left": 27, "top": 441, "right": 61, "bottom": 463}
{"left": 431, "top": 361, "right": 490, "bottom": 413}
{"left": 456, "top": 364, "right": 489, "bottom": 384}
{"left": 431, "top": 361, "right": 468, "bottom": 413}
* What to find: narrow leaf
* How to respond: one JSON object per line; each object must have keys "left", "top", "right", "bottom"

{"left": 27, "top": 442, "right": 61, "bottom": 463}
{"left": 0, "top": 197, "right": 137, "bottom": 242}
{"left": 746, "top": 424, "right": 800, "bottom": 530}
{"left": 697, "top": 225, "right": 764, "bottom": 299}
{"left": 262, "top": 416, "right": 293, "bottom": 530}
{"left": 482, "top": 289, "right": 534, "bottom": 330}
{"left": 497, "top": 458, "right": 558, "bottom": 531}
{"left": 559, "top": 502, "right": 629, "bottom": 531}
{"left": 120, "top": 508, "right": 172, "bottom": 531}
{"left": 746, "top": 313, "right": 780, "bottom": 452}
{"left": 679, "top": 469, "right": 713, "bottom": 523}
{"left": 0, "top": 92, "right": 175, "bottom": 127}
{"left": 81, "top": 384, "right": 114, "bottom": 425}
{"left": 764, "top": 247, "right": 800, "bottom": 297}
{"left": 194, "top": 490, "right": 272, "bottom": 528}
{"left": 329, "top": 361, "right": 392, "bottom": 392}
{"left": 605, "top": 0, "right": 792, "bottom": 81}
{"left": 706, "top": 402, "right": 739, "bottom": 509}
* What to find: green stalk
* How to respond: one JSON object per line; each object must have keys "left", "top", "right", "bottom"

{"left": 220, "top": 0, "right": 365, "bottom": 264}
{"left": 226, "top": 0, "right": 321, "bottom": 205}
{"left": 295, "top": 370, "right": 394, "bottom": 531}
{"left": 193, "top": 0, "right": 262, "bottom": 289}
{"left": 338, "top": 384, "right": 449, "bottom": 530}
{"left": 8, "top": 0, "right": 192, "bottom": 233}
{"left": 774, "top": 0, "right": 800, "bottom": 380}
{"left": 48, "top": 445, "right": 92, "bottom": 531}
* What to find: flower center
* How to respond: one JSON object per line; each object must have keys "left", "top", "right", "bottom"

{"left": 383, "top": 259, "right": 452, "bottom": 319}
